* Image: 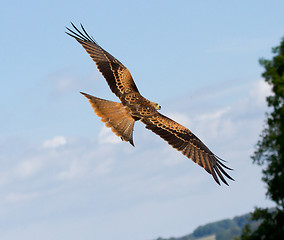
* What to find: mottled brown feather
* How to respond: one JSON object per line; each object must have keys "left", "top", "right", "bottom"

{"left": 141, "top": 113, "right": 234, "bottom": 185}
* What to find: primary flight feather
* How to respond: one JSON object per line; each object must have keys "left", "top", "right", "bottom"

{"left": 66, "top": 23, "right": 234, "bottom": 185}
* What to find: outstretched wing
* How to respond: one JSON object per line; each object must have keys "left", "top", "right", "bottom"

{"left": 141, "top": 113, "right": 234, "bottom": 185}
{"left": 66, "top": 23, "right": 139, "bottom": 100}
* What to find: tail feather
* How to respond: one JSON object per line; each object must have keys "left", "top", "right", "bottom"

{"left": 81, "top": 92, "right": 135, "bottom": 146}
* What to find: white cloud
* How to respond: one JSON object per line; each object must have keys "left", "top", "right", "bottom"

{"left": 55, "top": 76, "right": 77, "bottom": 93}
{"left": 43, "top": 136, "right": 67, "bottom": 148}
{"left": 166, "top": 112, "right": 191, "bottom": 126}
{"left": 196, "top": 106, "right": 231, "bottom": 121}
{"left": 5, "top": 192, "right": 38, "bottom": 203}
{"left": 14, "top": 158, "right": 42, "bottom": 178}
{"left": 184, "top": 106, "right": 234, "bottom": 143}
{"left": 236, "top": 79, "right": 271, "bottom": 112}
{"left": 249, "top": 79, "right": 271, "bottom": 106}
{"left": 93, "top": 158, "right": 114, "bottom": 176}
{"left": 57, "top": 160, "right": 86, "bottom": 180}
{"left": 98, "top": 126, "right": 122, "bottom": 145}
{"left": 160, "top": 146, "right": 187, "bottom": 166}
{"left": 181, "top": 79, "right": 270, "bottom": 145}
{"left": 47, "top": 68, "right": 103, "bottom": 96}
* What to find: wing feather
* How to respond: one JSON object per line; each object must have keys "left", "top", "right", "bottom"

{"left": 66, "top": 23, "right": 139, "bottom": 99}
{"left": 141, "top": 113, "right": 234, "bottom": 185}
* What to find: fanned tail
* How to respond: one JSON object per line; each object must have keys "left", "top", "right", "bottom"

{"left": 81, "top": 92, "right": 135, "bottom": 146}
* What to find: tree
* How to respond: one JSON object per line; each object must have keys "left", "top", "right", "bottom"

{"left": 239, "top": 37, "right": 284, "bottom": 239}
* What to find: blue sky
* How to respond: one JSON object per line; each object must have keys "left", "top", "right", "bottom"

{"left": 1, "top": 1, "right": 284, "bottom": 239}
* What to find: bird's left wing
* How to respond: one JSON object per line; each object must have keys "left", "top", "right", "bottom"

{"left": 66, "top": 23, "right": 139, "bottom": 100}
{"left": 141, "top": 113, "right": 234, "bottom": 185}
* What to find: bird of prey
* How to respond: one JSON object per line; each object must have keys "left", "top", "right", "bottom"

{"left": 66, "top": 23, "right": 234, "bottom": 185}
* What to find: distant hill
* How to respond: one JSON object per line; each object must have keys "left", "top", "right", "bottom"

{"left": 154, "top": 212, "right": 260, "bottom": 240}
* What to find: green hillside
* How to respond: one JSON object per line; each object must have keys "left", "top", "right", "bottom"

{"left": 155, "top": 212, "right": 260, "bottom": 240}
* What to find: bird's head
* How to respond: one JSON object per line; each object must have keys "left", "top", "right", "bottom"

{"left": 152, "top": 102, "right": 161, "bottom": 110}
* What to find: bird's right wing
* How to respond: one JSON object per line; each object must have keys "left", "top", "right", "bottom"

{"left": 66, "top": 23, "right": 139, "bottom": 100}
{"left": 141, "top": 113, "right": 234, "bottom": 185}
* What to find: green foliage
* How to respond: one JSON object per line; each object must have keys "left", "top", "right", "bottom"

{"left": 239, "top": 37, "right": 284, "bottom": 239}
{"left": 252, "top": 37, "right": 284, "bottom": 205}
{"left": 192, "top": 219, "right": 239, "bottom": 239}
{"left": 239, "top": 208, "right": 284, "bottom": 240}
{"left": 154, "top": 213, "right": 260, "bottom": 240}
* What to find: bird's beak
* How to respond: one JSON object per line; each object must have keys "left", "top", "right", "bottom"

{"left": 156, "top": 104, "right": 161, "bottom": 110}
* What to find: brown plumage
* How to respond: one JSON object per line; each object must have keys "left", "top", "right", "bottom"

{"left": 66, "top": 23, "right": 234, "bottom": 185}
